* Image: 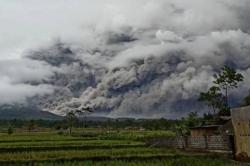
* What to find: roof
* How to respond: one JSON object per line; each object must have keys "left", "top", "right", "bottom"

{"left": 189, "top": 125, "right": 221, "bottom": 129}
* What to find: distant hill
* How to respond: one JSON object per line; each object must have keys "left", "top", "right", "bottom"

{"left": 0, "top": 104, "right": 62, "bottom": 120}
{"left": 0, "top": 104, "right": 140, "bottom": 121}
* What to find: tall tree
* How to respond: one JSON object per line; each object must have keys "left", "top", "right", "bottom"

{"left": 199, "top": 66, "right": 244, "bottom": 116}
{"left": 213, "top": 66, "right": 244, "bottom": 107}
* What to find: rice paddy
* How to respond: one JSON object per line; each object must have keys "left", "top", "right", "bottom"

{"left": 0, "top": 129, "right": 247, "bottom": 166}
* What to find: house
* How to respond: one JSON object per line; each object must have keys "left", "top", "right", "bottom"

{"left": 189, "top": 125, "right": 220, "bottom": 137}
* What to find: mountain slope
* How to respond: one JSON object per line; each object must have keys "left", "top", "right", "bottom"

{"left": 0, "top": 105, "right": 62, "bottom": 120}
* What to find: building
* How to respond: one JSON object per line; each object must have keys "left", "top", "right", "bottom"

{"left": 189, "top": 125, "right": 220, "bottom": 137}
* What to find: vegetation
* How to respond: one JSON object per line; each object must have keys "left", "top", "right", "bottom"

{"left": 0, "top": 129, "right": 246, "bottom": 165}
{"left": 0, "top": 118, "right": 178, "bottom": 131}
{"left": 7, "top": 126, "right": 13, "bottom": 135}
{"left": 199, "top": 66, "right": 244, "bottom": 116}
{"left": 199, "top": 86, "right": 223, "bottom": 115}
{"left": 242, "top": 91, "right": 250, "bottom": 106}
{"left": 213, "top": 66, "right": 244, "bottom": 107}
{"left": 0, "top": 114, "right": 213, "bottom": 138}
{"left": 34, "top": 157, "right": 248, "bottom": 166}
{"left": 26, "top": 120, "right": 36, "bottom": 132}
{"left": 66, "top": 111, "right": 77, "bottom": 135}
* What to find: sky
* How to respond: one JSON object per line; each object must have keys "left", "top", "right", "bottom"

{"left": 0, "top": 0, "right": 250, "bottom": 118}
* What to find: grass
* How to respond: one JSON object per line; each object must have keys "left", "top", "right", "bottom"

{"left": 97, "top": 130, "right": 175, "bottom": 141}
{"left": 34, "top": 157, "right": 248, "bottom": 166}
{"left": 0, "top": 147, "right": 174, "bottom": 161}
{"left": 0, "top": 139, "right": 144, "bottom": 148}
{"left": 0, "top": 144, "right": 145, "bottom": 153}
{"left": 0, "top": 129, "right": 174, "bottom": 142}
{"left": 0, "top": 132, "right": 77, "bottom": 142}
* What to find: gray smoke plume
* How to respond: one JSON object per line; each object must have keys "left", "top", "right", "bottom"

{"left": 1, "top": 0, "right": 250, "bottom": 118}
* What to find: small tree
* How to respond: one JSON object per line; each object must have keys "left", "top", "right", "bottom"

{"left": 66, "top": 111, "right": 77, "bottom": 135}
{"left": 185, "top": 112, "right": 200, "bottom": 127}
{"left": 62, "top": 103, "right": 93, "bottom": 130}
{"left": 202, "top": 113, "right": 215, "bottom": 125}
{"left": 7, "top": 126, "right": 14, "bottom": 135}
{"left": 199, "top": 86, "right": 224, "bottom": 115}
{"left": 213, "top": 66, "right": 244, "bottom": 107}
{"left": 75, "top": 106, "right": 93, "bottom": 128}
{"left": 175, "top": 118, "right": 188, "bottom": 136}
{"left": 27, "top": 120, "right": 36, "bottom": 132}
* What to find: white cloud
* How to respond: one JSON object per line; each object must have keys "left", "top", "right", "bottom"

{"left": 0, "top": 81, "right": 53, "bottom": 105}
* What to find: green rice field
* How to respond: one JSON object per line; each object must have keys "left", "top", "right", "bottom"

{"left": 0, "top": 129, "right": 247, "bottom": 166}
